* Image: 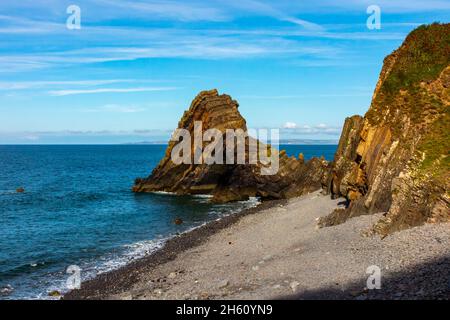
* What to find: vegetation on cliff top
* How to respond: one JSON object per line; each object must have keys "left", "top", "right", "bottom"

{"left": 382, "top": 23, "right": 450, "bottom": 96}
{"left": 367, "top": 23, "right": 449, "bottom": 126}
{"left": 388, "top": 23, "right": 449, "bottom": 188}
{"left": 367, "top": 24, "right": 449, "bottom": 177}
{"left": 358, "top": 22, "right": 449, "bottom": 229}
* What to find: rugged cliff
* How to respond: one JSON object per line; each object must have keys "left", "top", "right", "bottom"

{"left": 320, "top": 23, "right": 450, "bottom": 235}
{"left": 134, "top": 23, "right": 448, "bottom": 235}
{"left": 133, "top": 89, "right": 329, "bottom": 203}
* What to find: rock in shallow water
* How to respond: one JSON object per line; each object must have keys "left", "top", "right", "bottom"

{"left": 0, "top": 285, "right": 14, "bottom": 296}
{"left": 48, "top": 290, "right": 61, "bottom": 297}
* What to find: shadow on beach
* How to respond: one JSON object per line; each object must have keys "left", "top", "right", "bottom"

{"left": 277, "top": 255, "right": 450, "bottom": 300}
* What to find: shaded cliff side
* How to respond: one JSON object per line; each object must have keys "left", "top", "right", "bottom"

{"left": 320, "top": 23, "right": 450, "bottom": 235}
{"left": 133, "top": 89, "right": 329, "bottom": 203}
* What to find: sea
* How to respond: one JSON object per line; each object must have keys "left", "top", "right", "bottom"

{"left": 0, "top": 144, "right": 336, "bottom": 299}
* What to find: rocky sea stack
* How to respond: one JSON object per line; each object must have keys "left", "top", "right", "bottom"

{"left": 133, "top": 89, "right": 329, "bottom": 203}
{"left": 134, "top": 23, "right": 449, "bottom": 234}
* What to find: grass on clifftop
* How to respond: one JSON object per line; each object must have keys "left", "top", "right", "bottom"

{"left": 382, "top": 23, "right": 450, "bottom": 96}
{"left": 368, "top": 23, "right": 450, "bottom": 184}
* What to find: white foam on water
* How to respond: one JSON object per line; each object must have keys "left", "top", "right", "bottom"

{"left": 37, "top": 237, "right": 169, "bottom": 300}
{"left": 23, "top": 196, "right": 261, "bottom": 300}
{"left": 0, "top": 191, "right": 18, "bottom": 195}
{"left": 105, "top": 238, "right": 167, "bottom": 273}
{"left": 151, "top": 191, "right": 177, "bottom": 195}
{"left": 192, "top": 194, "right": 213, "bottom": 198}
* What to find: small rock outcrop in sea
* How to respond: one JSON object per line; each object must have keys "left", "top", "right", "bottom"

{"left": 48, "top": 290, "right": 61, "bottom": 297}
{"left": 320, "top": 23, "right": 450, "bottom": 235}
{"left": 133, "top": 89, "right": 329, "bottom": 203}
{"left": 0, "top": 285, "right": 14, "bottom": 296}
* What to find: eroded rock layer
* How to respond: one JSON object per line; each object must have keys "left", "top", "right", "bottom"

{"left": 134, "top": 24, "right": 449, "bottom": 235}
{"left": 133, "top": 89, "right": 329, "bottom": 203}
{"left": 320, "top": 23, "right": 450, "bottom": 235}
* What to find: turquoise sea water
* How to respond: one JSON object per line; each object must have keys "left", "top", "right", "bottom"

{"left": 0, "top": 144, "right": 336, "bottom": 299}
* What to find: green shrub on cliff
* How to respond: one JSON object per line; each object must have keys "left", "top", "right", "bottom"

{"left": 367, "top": 23, "right": 449, "bottom": 193}
{"left": 382, "top": 23, "right": 450, "bottom": 96}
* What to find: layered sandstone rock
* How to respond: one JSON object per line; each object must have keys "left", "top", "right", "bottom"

{"left": 133, "top": 89, "right": 246, "bottom": 198}
{"left": 134, "top": 24, "right": 448, "bottom": 235}
{"left": 320, "top": 23, "right": 450, "bottom": 235}
{"left": 322, "top": 115, "right": 364, "bottom": 200}
{"left": 133, "top": 89, "right": 329, "bottom": 203}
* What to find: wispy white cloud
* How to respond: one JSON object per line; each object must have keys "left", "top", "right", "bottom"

{"left": 2, "top": 1, "right": 430, "bottom": 73}
{"left": 0, "top": 14, "right": 408, "bottom": 41}
{"left": 262, "top": 0, "right": 450, "bottom": 13}
{"left": 0, "top": 56, "right": 50, "bottom": 72}
{"left": 219, "top": 0, "right": 323, "bottom": 30}
{"left": 0, "top": 34, "right": 340, "bottom": 72}
{"left": 0, "top": 1, "right": 334, "bottom": 74}
{"left": 0, "top": 79, "right": 138, "bottom": 90}
{"left": 82, "top": 104, "right": 146, "bottom": 113}
{"left": 334, "top": 0, "right": 450, "bottom": 13}
{"left": 0, "top": 14, "right": 62, "bottom": 34}
{"left": 22, "top": 134, "right": 40, "bottom": 141}
{"left": 48, "top": 86, "right": 178, "bottom": 96}
{"left": 95, "top": 0, "right": 229, "bottom": 22}
{"left": 204, "top": 27, "right": 407, "bottom": 41}
{"left": 283, "top": 122, "right": 297, "bottom": 129}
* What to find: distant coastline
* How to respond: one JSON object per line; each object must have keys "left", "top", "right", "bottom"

{"left": 123, "top": 139, "right": 339, "bottom": 146}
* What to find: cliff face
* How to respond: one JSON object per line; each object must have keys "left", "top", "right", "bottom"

{"left": 134, "top": 24, "right": 448, "bottom": 234}
{"left": 320, "top": 23, "right": 450, "bottom": 235}
{"left": 134, "top": 89, "right": 329, "bottom": 203}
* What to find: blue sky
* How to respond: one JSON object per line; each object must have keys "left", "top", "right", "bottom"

{"left": 0, "top": 0, "right": 449, "bottom": 144}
